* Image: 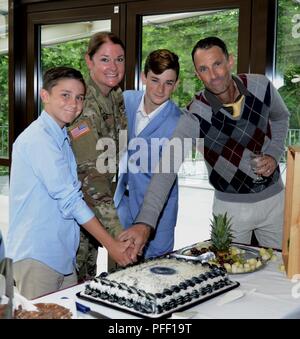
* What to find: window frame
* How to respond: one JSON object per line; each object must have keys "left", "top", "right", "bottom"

{"left": 125, "top": 0, "right": 253, "bottom": 90}
{"left": 26, "top": 4, "right": 123, "bottom": 126}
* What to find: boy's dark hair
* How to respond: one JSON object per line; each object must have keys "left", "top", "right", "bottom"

{"left": 43, "top": 66, "right": 86, "bottom": 93}
{"left": 144, "top": 49, "right": 180, "bottom": 80}
{"left": 86, "top": 31, "right": 125, "bottom": 59}
{"left": 191, "top": 36, "right": 229, "bottom": 63}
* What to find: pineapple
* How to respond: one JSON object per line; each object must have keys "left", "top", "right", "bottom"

{"left": 210, "top": 212, "right": 234, "bottom": 260}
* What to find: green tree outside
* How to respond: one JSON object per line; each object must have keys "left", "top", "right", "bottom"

{"left": 0, "top": 55, "right": 8, "bottom": 159}
{"left": 277, "top": 0, "right": 300, "bottom": 129}
{"left": 41, "top": 38, "right": 89, "bottom": 79}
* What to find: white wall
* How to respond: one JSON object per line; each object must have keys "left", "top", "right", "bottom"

{"left": 175, "top": 185, "right": 213, "bottom": 250}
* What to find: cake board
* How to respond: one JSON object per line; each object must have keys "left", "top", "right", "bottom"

{"left": 77, "top": 275, "right": 240, "bottom": 318}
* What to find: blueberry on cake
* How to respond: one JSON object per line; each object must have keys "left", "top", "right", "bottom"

{"left": 81, "top": 257, "right": 236, "bottom": 317}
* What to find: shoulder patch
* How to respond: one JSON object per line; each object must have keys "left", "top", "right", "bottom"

{"left": 69, "top": 121, "right": 91, "bottom": 140}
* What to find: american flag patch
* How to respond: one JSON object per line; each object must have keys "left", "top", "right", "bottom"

{"left": 70, "top": 122, "right": 90, "bottom": 139}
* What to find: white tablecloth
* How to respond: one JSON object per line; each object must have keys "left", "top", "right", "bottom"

{"left": 34, "top": 252, "right": 300, "bottom": 319}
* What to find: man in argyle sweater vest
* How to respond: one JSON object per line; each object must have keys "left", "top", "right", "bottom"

{"left": 190, "top": 73, "right": 285, "bottom": 199}
{"left": 120, "top": 37, "right": 289, "bottom": 256}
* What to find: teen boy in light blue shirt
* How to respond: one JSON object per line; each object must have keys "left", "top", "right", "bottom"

{"left": 7, "top": 67, "right": 132, "bottom": 299}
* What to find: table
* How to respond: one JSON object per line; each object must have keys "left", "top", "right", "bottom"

{"left": 34, "top": 252, "right": 300, "bottom": 319}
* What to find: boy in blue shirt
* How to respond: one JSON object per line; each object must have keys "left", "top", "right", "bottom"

{"left": 114, "top": 49, "right": 181, "bottom": 258}
{"left": 7, "top": 67, "right": 132, "bottom": 299}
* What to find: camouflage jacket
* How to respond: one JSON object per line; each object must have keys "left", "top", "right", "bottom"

{"left": 68, "top": 76, "right": 127, "bottom": 211}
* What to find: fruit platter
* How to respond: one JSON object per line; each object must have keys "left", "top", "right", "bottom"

{"left": 172, "top": 242, "right": 274, "bottom": 274}
{"left": 172, "top": 212, "right": 275, "bottom": 274}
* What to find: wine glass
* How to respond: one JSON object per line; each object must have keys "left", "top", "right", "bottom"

{"left": 250, "top": 151, "right": 267, "bottom": 184}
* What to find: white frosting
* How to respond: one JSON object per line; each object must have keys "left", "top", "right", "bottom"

{"left": 106, "top": 258, "right": 208, "bottom": 293}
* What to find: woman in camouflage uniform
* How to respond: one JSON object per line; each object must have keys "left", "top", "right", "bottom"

{"left": 68, "top": 32, "right": 127, "bottom": 281}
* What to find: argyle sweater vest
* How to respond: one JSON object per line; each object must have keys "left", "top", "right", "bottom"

{"left": 189, "top": 74, "right": 282, "bottom": 197}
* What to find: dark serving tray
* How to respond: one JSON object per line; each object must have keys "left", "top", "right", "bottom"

{"left": 76, "top": 279, "right": 240, "bottom": 319}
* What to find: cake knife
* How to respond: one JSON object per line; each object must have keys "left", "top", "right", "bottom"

{"left": 76, "top": 301, "right": 110, "bottom": 319}
{"left": 171, "top": 251, "right": 216, "bottom": 263}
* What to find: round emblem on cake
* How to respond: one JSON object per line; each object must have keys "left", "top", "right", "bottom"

{"left": 150, "top": 266, "right": 176, "bottom": 275}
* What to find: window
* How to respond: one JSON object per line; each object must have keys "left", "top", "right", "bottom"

{"left": 22, "top": 3, "right": 122, "bottom": 128}
{"left": 276, "top": 0, "right": 300, "bottom": 146}
{"left": 0, "top": 0, "right": 8, "bottom": 161}
{"left": 40, "top": 20, "right": 111, "bottom": 112}
{"left": 126, "top": 0, "right": 252, "bottom": 90}
{"left": 0, "top": 0, "right": 9, "bottom": 190}
{"left": 41, "top": 20, "right": 111, "bottom": 77}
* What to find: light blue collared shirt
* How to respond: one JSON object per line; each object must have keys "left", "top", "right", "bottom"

{"left": 7, "top": 111, "right": 94, "bottom": 274}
